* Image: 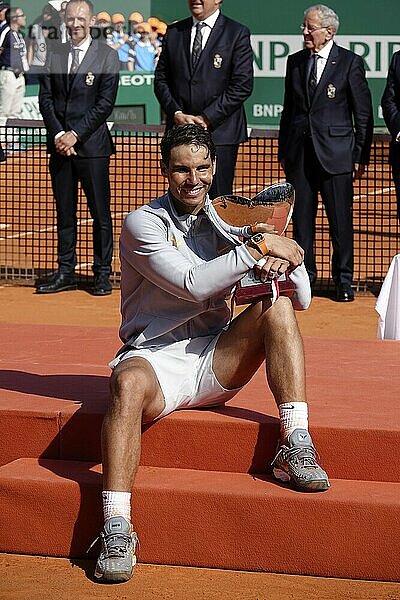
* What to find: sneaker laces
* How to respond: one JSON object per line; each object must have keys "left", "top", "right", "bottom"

{"left": 87, "top": 530, "right": 138, "bottom": 557}
{"left": 101, "top": 531, "right": 134, "bottom": 558}
{"left": 271, "top": 444, "right": 320, "bottom": 469}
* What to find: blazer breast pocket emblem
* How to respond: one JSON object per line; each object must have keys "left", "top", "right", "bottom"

{"left": 85, "top": 72, "right": 95, "bottom": 86}
{"left": 327, "top": 83, "right": 336, "bottom": 98}
{"left": 213, "top": 53, "right": 222, "bottom": 69}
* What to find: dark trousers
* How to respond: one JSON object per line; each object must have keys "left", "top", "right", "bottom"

{"left": 287, "top": 139, "right": 354, "bottom": 286}
{"left": 209, "top": 144, "right": 239, "bottom": 200}
{"left": 390, "top": 162, "right": 400, "bottom": 220}
{"left": 49, "top": 154, "right": 113, "bottom": 276}
{"left": 389, "top": 143, "right": 400, "bottom": 219}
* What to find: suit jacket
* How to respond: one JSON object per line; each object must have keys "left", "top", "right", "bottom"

{"left": 278, "top": 43, "right": 373, "bottom": 175}
{"left": 154, "top": 13, "right": 253, "bottom": 145}
{"left": 381, "top": 50, "right": 400, "bottom": 166}
{"left": 39, "top": 39, "right": 119, "bottom": 158}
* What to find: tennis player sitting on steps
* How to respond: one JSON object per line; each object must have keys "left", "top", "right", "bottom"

{"left": 94, "top": 124, "right": 330, "bottom": 583}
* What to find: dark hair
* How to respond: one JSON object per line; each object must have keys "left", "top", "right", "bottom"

{"left": 6, "top": 7, "right": 23, "bottom": 23}
{"left": 65, "top": 0, "right": 94, "bottom": 16}
{"left": 160, "top": 124, "right": 216, "bottom": 164}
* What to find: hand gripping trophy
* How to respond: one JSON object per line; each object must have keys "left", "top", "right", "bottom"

{"left": 211, "top": 182, "right": 296, "bottom": 304}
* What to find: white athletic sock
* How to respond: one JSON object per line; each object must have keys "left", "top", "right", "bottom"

{"left": 278, "top": 401, "right": 308, "bottom": 441}
{"left": 102, "top": 490, "right": 131, "bottom": 524}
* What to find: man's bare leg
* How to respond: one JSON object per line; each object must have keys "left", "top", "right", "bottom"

{"left": 102, "top": 357, "right": 165, "bottom": 491}
{"left": 213, "top": 296, "right": 305, "bottom": 401}
{"left": 213, "top": 296, "right": 329, "bottom": 491}
{"left": 94, "top": 356, "right": 165, "bottom": 583}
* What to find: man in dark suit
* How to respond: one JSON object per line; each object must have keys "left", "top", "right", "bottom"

{"left": 37, "top": 0, "right": 119, "bottom": 295}
{"left": 278, "top": 4, "right": 373, "bottom": 302}
{"left": 154, "top": 0, "right": 253, "bottom": 199}
{"left": 381, "top": 51, "right": 400, "bottom": 220}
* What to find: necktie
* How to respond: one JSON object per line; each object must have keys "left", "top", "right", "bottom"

{"left": 192, "top": 22, "right": 205, "bottom": 69}
{"left": 70, "top": 47, "right": 81, "bottom": 75}
{"left": 308, "top": 53, "right": 319, "bottom": 99}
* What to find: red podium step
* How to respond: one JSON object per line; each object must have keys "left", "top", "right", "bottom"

{"left": 0, "top": 323, "right": 399, "bottom": 581}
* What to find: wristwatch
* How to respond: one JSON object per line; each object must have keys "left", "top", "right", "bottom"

{"left": 247, "top": 232, "right": 269, "bottom": 256}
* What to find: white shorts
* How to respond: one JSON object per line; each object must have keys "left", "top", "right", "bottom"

{"left": 109, "top": 334, "right": 242, "bottom": 420}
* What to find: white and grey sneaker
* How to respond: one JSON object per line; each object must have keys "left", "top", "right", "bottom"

{"left": 94, "top": 516, "right": 139, "bottom": 583}
{"left": 271, "top": 428, "right": 330, "bottom": 492}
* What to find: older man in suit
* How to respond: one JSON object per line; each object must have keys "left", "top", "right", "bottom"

{"left": 154, "top": 0, "right": 253, "bottom": 199}
{"left": 278, "top": 4, "right": 373, "bottom": 302}
{"left": 38, "top": 0, "right": 119, "bottom": 295}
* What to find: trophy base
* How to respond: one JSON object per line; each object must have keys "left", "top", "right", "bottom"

{"left": 234, "top": 271, "right": 296, "bottom": 305}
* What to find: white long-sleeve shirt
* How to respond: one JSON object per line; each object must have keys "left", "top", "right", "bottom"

{"left": 119, "top": 193, "right": 310, "bottom": 348}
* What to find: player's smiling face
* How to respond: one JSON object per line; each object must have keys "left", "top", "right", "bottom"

{"left": 161, "top": 144, "right": 215, "bottom": 215}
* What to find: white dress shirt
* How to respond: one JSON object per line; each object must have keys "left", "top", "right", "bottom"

{"left": 67, "top": 34, "right": 92, "bottom": 73}
{"left": 190, "top": 8, "right": 220, "bottom": 53}
{"left": 311, "top": 38, "right": 333, "bottom": 84}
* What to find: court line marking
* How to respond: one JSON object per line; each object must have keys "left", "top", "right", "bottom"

{"left": 354, "top": 186, "right": 395, "bottom": 200}
{"left": 0, "top": 211, "right": 131, "bottom": 240}
{"left": 0, "top": 185, "right": 395, "bottom": 241}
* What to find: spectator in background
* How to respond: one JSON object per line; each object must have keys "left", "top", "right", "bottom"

{"left": 155, "top": 20, "right": 167, "bottom": 42}
{"left": 0, "top": 2, "right": 10, "bottom": 34}
{"left": 153, "top": 21, "right": 167, "bottom": 68}
{"left": 26, "top": 3, "right": 59, "bottom": 84}
{"left": 93, "top": 11, "right": 112, "bottom": 45}
{"left": 381, "top": 50, "right": 400, "bottom": 220}
{"left": 147, "top": 16, "right": 160, "bottom": 36}
{"left": 109, "top": 13, "right": 131, "bottom": 71}
{"left": 0, "top": 7, "right": 28, "bottom": 149}
{"left": 154, "top": 0, "right": 253, "bottom": 199}
{"left": 59, "top": 1, "right": 69, "bottom": 43}
{"left": 278, "top": 4, "right": 373, "bottom": 302}
{"left": 37, "top": 0, "right": 119, "bottom": 295}
{"left": 147, "top": 16, "right": 165, "bottom": 57}
{"left": 129, "top": 21, "right": 157, "bottom": 72}
{"left": 128, "top": 11, "right": 143, "bottom": 40}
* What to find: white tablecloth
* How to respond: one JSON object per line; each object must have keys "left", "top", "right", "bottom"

{"left": 375, "top": 254, "right": 400, "bottom": 340}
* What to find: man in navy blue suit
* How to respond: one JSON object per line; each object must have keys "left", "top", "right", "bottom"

{"left": 278, "top": 4, "right": 373, "bottom": 302}
{"left": 38, "top": 0, "right": 119, "bottom": 295}
{"left": 154, "top": 0, "right": 253, "bottom": 199}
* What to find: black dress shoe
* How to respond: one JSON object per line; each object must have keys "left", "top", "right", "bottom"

{"left": 36, "top": 272, "right": 77, "bottom": 294}
{"left": 335, "top": 284, "right": 354, "bottom": 302}
{"left": 92, "top": 275, "right": 112, "bottom": 296}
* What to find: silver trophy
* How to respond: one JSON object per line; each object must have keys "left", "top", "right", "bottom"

{"left": 212, "top": 182, "right": 295, "bottom": 304}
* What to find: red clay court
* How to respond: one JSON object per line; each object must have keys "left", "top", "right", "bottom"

{"left": 0, "top": 287, "right": 399, "bottom": 599}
